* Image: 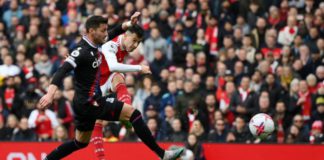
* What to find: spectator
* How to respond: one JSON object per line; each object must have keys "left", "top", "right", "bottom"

{"left": 204, "top": 94, "right": 217, "bottom": 129}
{"left": 14, "top": 82, "right": 41, "bottom": 118}
{"left": 147, "top": 118, "right": 164, "bottom": 141}
{"left": 297, "top": 80, "right": 315, "bottom": 120}
{"left": 309, "top": 120, "right": 324, "bottom": 144}
{"left": 28, "top": 104, "right": 59, "bottom": 141}
{"left": 169, "top": 23, "right": 191, "bottom": 66}
{"left": 255, "top": 91, "right": 275, "bottom": 117}
{"left": 205, "top": 16, "right": 218, "bottom": 56}
{"left": 242, "top": 35, "right": 257, "bottom": 65}
{"left": 261, "top": 34, "right": 281, "bottom": 59}
{"left": 315, "top": 66, "right": 324, "bottom": 82}
{"left": 217, "top": 81, "right": 236, "bottom": 124}
{"left": 247, "top": 1, "right": 266, "bottom": 27}
{"left": 250, "top": 70, "right": 263, "bottom": 93}
{"left": 160, "top": 105, "right": 176, "bottom": 138}
{"left": 0, "top": 76, "right": 20, "bottom": 118}
{"left": 306, "top": 74, "right": 318, "bottom": 94}
{"left": 181, "top": 100, "right": 208, "bottom": 133}
{"left": 0, "top": 55, "right": 20, "bottom": 78}
{"left": 133, "top": 76, "right": 152, "bottom": 114}
{"left": 227, "top": 116, "right": 252, "bottom": 143}
{"left": 0, "top": 115, "right": 11, "bottom": 140}
{"left": 158, "top": 68, "right": 170, "bottom": 94}
{"left": 144, "top": 104, "right": 159, "bottom": 123}
{"left": 189, "top": 120, "right": 207, "bottom": 142}
{"left": 52, "top": 125, "right": 68, "bottom": 142}
{"left": 103, "top": 123, "right": 120, "bottom": 142}
{"left": 185, "top": 134, "right": 206, "bottom": 160}
{"left": 143, "top": 83, "right": 162, "bottom": 120}
{"left": 312, "top": 95, "right": 324, "bottom": 123}
{"left": 144, "top": 28, "right": 168, "bottom": 63}
{"left": 286, "top": 124, "right": 303, "bottom": 144}
{"left": 12, "top": 117, "right": 37, "bottom": 141}
{"left": 230, "top": 76, "right": 256, "bottom": 119}
{"left": 176, "top": 80, "right": 199, "bottom": 115}
{"left": 291, "top": 114, "right": 310, "bottom": 142}
{"left": 298, "top": 44, "right": 315, "bottom": 79}
{"left": 35, "top": 54, "right": 53, "bottom": 76}
{"left": 260, "top": 73, "right": 282, "bottom": 108}
{"left": 2, "top": 0, "right": 22, "bottom": 28}
{"left": 234, "top": 15, "right": 251, "bottom": 35}
{"left": 168, "top": 118, "right": 187, "bottom": 142}
{"left": 150, "top": 49, "right": 170, "bottom": 81}
{"left": 0, "top": 114, "right": 18, "bottom": 140}
{"left": 278, "top": 16, "right": 298, "bottom": 46}
{"left": 274, "top": 101, "right": 292, "bottom": 143}
{"left": 161, "top": 81, "right": 182, "bottom": 115}
{"left": 192, "top": 29, "right": 209, "bottom": 56}
{"left": 251, "top": 17, "right": 267, "bottom": 49}
{"left": 208, "top": 119, "right": 228, "bottom": 143}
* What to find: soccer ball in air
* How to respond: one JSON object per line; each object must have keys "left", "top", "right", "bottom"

{"left": 249, "top": 113, "right": 274, "bottom": 139}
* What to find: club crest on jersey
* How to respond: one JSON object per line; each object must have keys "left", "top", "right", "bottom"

{"left": 92, "top": 56, "right": 102, "bottom": 68}
{"left": 71, "top": 47, "right": 82, "bottom": 57}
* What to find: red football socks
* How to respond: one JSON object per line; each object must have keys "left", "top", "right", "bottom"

{"left": 115, "top": 83, "right": 132, "bottom": 105}
{"left": 91, "top": 123, "right": 106, "bottom": 160}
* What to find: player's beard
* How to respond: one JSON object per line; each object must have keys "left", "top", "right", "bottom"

{"left": 94, "top": 37, "right": 105, "bottom": 45}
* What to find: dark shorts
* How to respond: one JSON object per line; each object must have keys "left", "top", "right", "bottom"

{"left": 72, "top": 95, "right": 124, "bottom": 131}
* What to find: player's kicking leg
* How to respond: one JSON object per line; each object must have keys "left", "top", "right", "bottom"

{"left": 96, "top": 96, "right": 184, "bottom": 160}
{"left": 44, "top": 130, "right": 92, "bottom": 160}
{"left": 120, "top": 104, "right": 184, "bottom": 160}
{"left": 91, "top": 73, "right": 132, "bottom": 160}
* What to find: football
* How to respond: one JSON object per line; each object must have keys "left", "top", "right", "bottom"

{"left": 249, "top": 113, "right": 275, "bottom": 139}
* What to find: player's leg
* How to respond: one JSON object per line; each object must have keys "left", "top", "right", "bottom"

{"left": 91, "top": 119, "right": 106, "bottom": 160}
{"left": 111, "top": 73, "right": 133, "bottom": 128}
{"left": 97, "top": 96, "right": 184, "bottom": 160}
{"left": 90, "top": 76, "right": 111, "bottom": 160}
{"left": 119, "top": 104, "right": 184, "bottom": 160}
{"left": 90, "top": 73, "right": 131, "bottom": 160}
{"left": 44, "top": 129, "right": 91, "bottom": 160}
{"left": 111, "top": 73, "right": 132, "bottom": 104}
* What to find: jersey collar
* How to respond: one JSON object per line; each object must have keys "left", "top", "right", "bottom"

{"left": 83, "top": 35, "right": 99, "bottom": 49}
{"left": 119, "top": 35, "right": 125, "bottom": 51}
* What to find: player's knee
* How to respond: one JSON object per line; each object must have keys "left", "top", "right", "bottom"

{"left": 74, "top": 139, "right": 89, "bottom": 149}
{"left": 112, "top": 74, "right": 125, "bottom": 85}
{"left": 129, "top": 109, "right": 142, "bottom": 123}
{"left": 120, "top": 104, "right": 137, "bottom": 121}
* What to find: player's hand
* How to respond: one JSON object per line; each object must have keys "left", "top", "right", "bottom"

{"left": 130, "top": 12, "right": 141, "bottom": 25}
{"left": 122, "top": 12, "right": 141, "bottom": 30}
{"left": 140, "top": 65, "right": 151, "bottom": 74}
{"left": 38, "top": 93, "right": 54, "bottom": 109}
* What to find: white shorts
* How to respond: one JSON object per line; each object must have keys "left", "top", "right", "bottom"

{"left": 100, "top": 72, "right": 125, "bottom": 96}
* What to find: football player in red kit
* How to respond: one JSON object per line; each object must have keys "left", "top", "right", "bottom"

{"left": 91, "top": 24, "right": 151, "bottom": 160}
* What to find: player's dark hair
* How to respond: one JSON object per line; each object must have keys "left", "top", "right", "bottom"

{"left": 85, "top": 16, "right": 107, "bottom": 32}
{"left": 127, "top": 24, "right": 144, "bottom": 40}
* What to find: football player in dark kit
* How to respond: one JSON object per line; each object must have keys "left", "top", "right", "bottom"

{"left": 39, "top": 13, "right": 184, "bottom": 160}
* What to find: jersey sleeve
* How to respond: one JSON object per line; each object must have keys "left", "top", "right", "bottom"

{"left": 102, "top": 42, "right": 142, "bottom": 73}
{"left": 51, "top": 47, "right": 86, "bottom": 86}
{"left": 65, "top": 47, "right": 86, "bottom": 68}
{"left": 107, "top": 24, "right": 125, "bottom": 41}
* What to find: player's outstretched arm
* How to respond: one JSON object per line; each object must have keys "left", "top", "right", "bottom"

{"left": 39, "top": 62, "right": 74, "bottom": 109}
{"left": 107, "top": 12, "right": 140, "bottom": 41}
{"left": 102, "top": 42, "right": 151, "bottom": 74}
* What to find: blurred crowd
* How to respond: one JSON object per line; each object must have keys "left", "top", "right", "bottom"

{"left": 0, "top": 0, "right": 324, "bottom": 159}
